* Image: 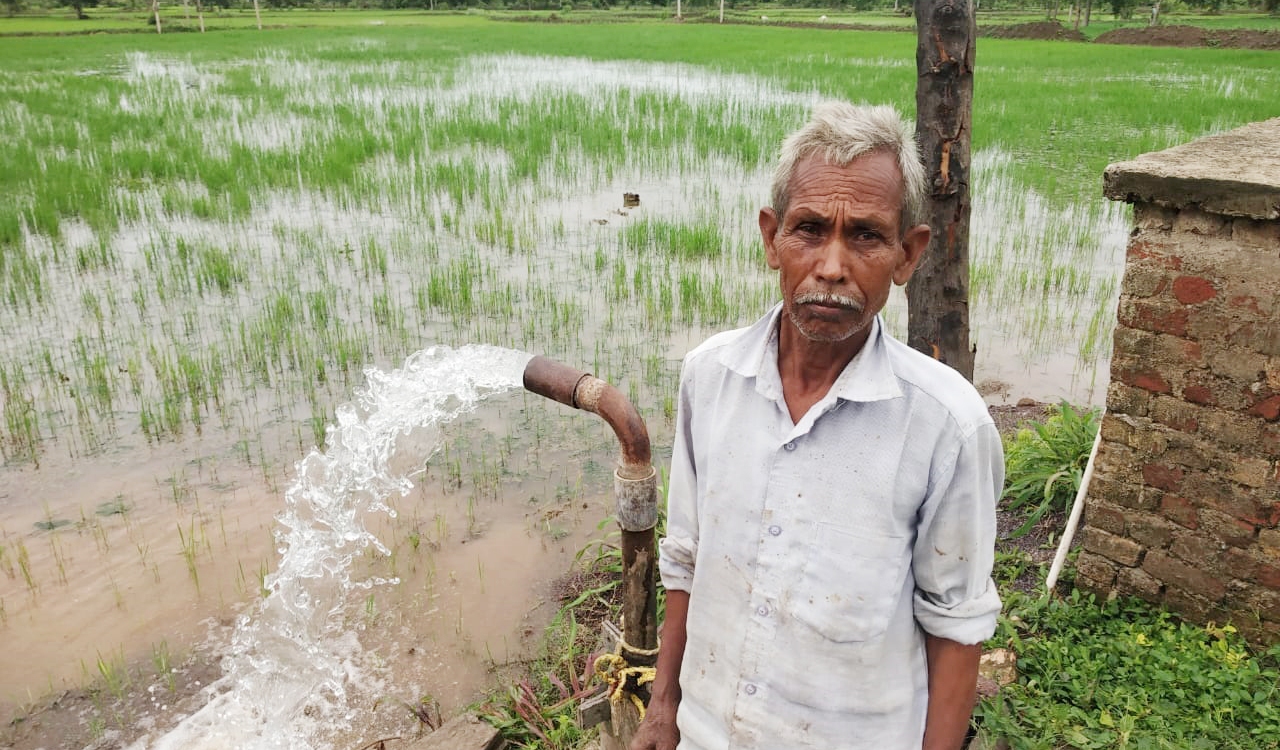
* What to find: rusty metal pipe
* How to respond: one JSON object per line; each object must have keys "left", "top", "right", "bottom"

{"left": 523, "top": 355, "right": 652, "bottom": 477}
{"left": 523, "top": 355, "right": 659, "bottom": 654}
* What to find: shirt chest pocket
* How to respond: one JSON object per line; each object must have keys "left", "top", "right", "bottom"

{"left": 787, "top": 523, "right": 908, "bottom": 643}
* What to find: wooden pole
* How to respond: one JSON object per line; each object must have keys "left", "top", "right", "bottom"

{"left": 151, "top": 0, "right": 162, "bottom": 33}
{"left": 908, "top": 0, "right": 976, "bottom": 381}
{"left": 253, "top": 0, "right": 262, "bottom": 30}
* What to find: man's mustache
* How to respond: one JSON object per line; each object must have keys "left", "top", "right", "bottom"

{"left": 793, "top": 291, "right": 864, "bottom": 313}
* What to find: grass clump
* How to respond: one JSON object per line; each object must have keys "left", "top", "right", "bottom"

{"left": 477, "top": 608, "right": 602, "bottom": 749}
{"left": 978, "top": 591, "right": 1280, "bottom": 750}
{"left": 622, "top": 218, "right": 725, "bottom": 260}
{"left": 1002, "top": 403, "right": 1098, "bottom": 538}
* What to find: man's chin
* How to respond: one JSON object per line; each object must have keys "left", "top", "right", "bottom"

{"left": 791, "top": 318, "right": 866, "bottom": 344}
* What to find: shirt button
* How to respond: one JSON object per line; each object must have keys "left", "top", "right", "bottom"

{"left": 768, "top": 525, "right": 782, "bottom": 536}
{"left": 744, "top": 684, "right": 758, "bottom": 695}
{"left": 784, "top": 441, "right": 796, "bottom": 451}
{"left": 756, "top": 605, "right": 769, "bottom": 616}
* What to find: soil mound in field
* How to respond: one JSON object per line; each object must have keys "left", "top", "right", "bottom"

{"left": 981, "top": 21, "right": 1087, "bottom": 42}
{"left": 1095, "top": 24, "right": 1280, "bottom": 50}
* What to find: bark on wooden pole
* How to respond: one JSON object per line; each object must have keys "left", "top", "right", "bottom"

{"left": 908, "top": 0, "right": 976, "bottom": 381}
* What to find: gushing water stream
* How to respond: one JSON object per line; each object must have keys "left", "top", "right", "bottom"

{"left": 131, "top": 344, "right": 534, "bottom": 749}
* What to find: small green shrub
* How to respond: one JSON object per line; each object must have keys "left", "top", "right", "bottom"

{"left": 979, "top": 591, "right": 1280, "bottom": 749}
{"left": 1002, "top": 403, "right": 1099, "bottom": 537}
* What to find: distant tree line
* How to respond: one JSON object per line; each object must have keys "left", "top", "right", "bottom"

{"left": 9, "top": 0, "right": 1275, "bottom": 19}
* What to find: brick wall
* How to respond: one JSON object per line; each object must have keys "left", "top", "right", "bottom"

{"left": 1075, "top": 119, "right": 1280, "bottom": 644}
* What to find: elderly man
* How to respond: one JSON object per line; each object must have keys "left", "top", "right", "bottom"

{"left": 631, "top": 102, "right": 1003, "bottom": 750}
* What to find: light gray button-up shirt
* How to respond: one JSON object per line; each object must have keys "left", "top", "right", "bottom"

{"left": 659, "top": 305, "right": 1003, "bottom": 749}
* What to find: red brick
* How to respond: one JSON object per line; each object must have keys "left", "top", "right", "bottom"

{"left": 1086, "top": 502, "right": 1127, "bottom": 536}
{"left": 1129, "top": 513, "right": 1176, "bottom": 548}
{"left": 1145, "top": 550, "right": 1226, "bottom": 602}
{"left": 1172, "top": 276, "right": 1218, "bottom": 304}
{"left": 1144, "top": 463, "right": 1185, "bottom": 492}
{"left": 1182, "top": 385, "right": 1215, "bottom": 406}
{"left": 1202, "top": 490, "right": 1280, "bottom": 529}
{"left": 1077, "top": 552, "right": 1118, "bottom": 589}
{"left": 1116, "top": 567, "right": 1163, "bottom": 602}
{"left": 1116, "top": 365, "right": 1172, "bottom": 394}
{"left": 1224, "top": 548, "right": 1260, "bottom": 582}
{"left": 1124, "top": 271, "right": 1169, "bottom": 299}
{"left": 1107, "top": 381, "right": 1151, "bottom": 416}
{"left": 1083, "top": 527, "right": 1145, "bottom": 567}
{"left": 1118, "top": 300, "right": 1189, "bottom": 337}
{"left": 1230, "top": 295, "right": 1264, "bottom": 316}
{"left": 1257, "top": 564, "right": 1280, "bottom": 589}
{"left": 1161, "top": 495, "right": 1200, "bottom": 529}
{"left": 1249, "top": 395, "right": 1280, "bottom": 422}
{"left": 1127, "top": 240, "right": 1182, "bottom": 269}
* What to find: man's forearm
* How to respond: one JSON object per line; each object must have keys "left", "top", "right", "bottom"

{"left": 922, "top": 634, "right": 982, "bottom": 750}
{"left": 629, "top": 589, "right": 689, "bottom": 750}
{"left": 649, "top": 589, "right": 689, "bottom": 706}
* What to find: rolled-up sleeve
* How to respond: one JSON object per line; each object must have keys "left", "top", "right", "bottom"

{"left": 911, "top": 420, "right": 1004, "bottom": 645}
{"left": 658, "top": 359, "right": 699, "bottom": 593}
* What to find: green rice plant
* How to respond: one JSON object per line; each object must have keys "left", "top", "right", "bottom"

{"left": 49, "top": 534, "right": 69, "bottom": 585}
{"left": 95, "top": 648, "right": 131, "bottom": 701}
{"left": 622, "top": 218, "right": 725, "bottom": 260}
{"left": 152, "top": 639, "right": 176, "bottom": 693}
{"left": 1002, "top": 403, "right": 1099, "bottom": 538}
{"left": 0, "top": 541, "right": 12, "bottom": 579}
{"left": 16, "top": 539, "right": 35, "bottom": 594}
{"left": 176, "top": 519, "right": 201, "bottom": 590}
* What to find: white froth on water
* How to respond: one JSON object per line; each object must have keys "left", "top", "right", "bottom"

{"left": 129, "top": 344, "right": 533, "bottom": 750}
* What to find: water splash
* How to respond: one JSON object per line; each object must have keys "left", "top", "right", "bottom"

{"left": 132, "top": 344, "right": 532, "bottom": 750}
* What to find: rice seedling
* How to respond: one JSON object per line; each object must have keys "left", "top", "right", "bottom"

{"left": 176, "top": 519, "right": 201, "bottom": 591}
{"left": 95, "top": 648, "right": 131, "bottom": 701}
{"left": 152, "top": 639, "right": 177, "bottom": 693}
{"left": 16, "top": 540, "right": 36, "bottom": 595}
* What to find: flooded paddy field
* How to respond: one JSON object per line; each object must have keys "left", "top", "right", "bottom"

{"left": 1, "top": 18, "right": 1277, "bottom": 748}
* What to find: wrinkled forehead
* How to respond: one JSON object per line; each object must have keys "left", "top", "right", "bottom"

{"left": 785, "top": 151, "right": 906, "bottom": 216}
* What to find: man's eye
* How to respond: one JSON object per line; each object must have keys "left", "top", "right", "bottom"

{"left": 794, "top": 222, "right": 820, "bottom": 235}
{"left": 853, "top": 230, "right": 883, "bottom": 243}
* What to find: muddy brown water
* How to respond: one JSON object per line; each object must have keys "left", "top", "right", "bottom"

{"left": 0, "top": 390, "right": 610, "bottom": 743}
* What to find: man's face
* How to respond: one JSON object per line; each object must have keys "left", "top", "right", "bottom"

{"left": 759, "top": 151, "right": 930, "bottom": 347}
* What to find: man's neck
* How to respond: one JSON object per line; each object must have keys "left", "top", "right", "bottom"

{"left": 775, "top": 321, "right": 872, "bottom": 424}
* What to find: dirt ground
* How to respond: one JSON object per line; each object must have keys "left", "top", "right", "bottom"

{"left": 1095, "top": 24, "right": 1280, "bottom": 50}
{"left": 982, "top": 20, "right": 1089, "bottom": 42}
{"left": 986, "top": 20, "right": 1280, "bottom": 50}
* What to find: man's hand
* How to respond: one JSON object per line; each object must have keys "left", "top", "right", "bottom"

{"left": 629, "top": 696, "right": 680, "bottom": 750}
{"left": 629, "top": 590, "right": 689, "bottom": 750}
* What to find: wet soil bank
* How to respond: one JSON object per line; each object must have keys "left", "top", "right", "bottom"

{"left": 984, "top": 20, "right": 1280, "bottom": 49}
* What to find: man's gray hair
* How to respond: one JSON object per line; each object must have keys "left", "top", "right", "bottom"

{"left": 770, "top": 102, "right": 928, "bottom": 235}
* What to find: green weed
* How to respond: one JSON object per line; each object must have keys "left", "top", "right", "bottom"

{"left": 1002, "top": 403, "right": 1099, "bottom": 537}
{"left": 979, "top": 591, "right": 1280, "bottom": 749}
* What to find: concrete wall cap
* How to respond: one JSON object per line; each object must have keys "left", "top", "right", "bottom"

{"left": 1103, "top": 118, "right": 1280, "bottom": 220}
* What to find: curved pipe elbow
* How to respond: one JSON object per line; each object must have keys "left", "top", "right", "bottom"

{"left": 522, "top": 355, "right": 652, "bottom": 473}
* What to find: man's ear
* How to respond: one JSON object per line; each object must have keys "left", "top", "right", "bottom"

{"left": 760, "top": 207, "right": 781, "bottom": 270}
{"left": 893, "top": 224, "right": 931, "bottom": 286}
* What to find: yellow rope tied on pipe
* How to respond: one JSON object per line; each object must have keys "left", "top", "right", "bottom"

{"left": 593, "top": 620, "right": 658, "bottom": 719}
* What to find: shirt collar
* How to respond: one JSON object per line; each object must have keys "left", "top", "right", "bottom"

{"left": 718, "top": 303, "right": 904, "bottom": 404}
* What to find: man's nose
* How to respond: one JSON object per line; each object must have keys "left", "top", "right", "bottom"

{"left": 814, "top": 235, "right": 848, "bottom": 283}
